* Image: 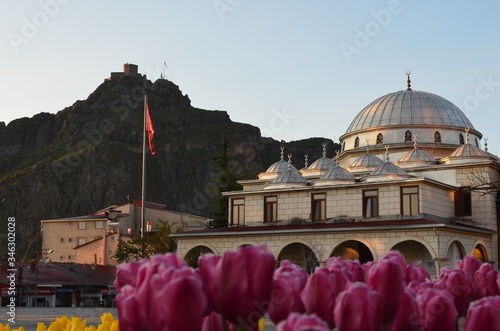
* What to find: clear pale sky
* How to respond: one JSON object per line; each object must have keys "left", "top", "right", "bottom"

{"left": 1, "top": 1, "right": 499, "bottom": 155}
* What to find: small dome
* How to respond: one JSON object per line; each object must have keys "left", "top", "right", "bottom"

{"left": 349, "top": 151, "right": 384, "bottom": 169}
{"left": 366, "top": 147, "right": 411, "bottom": 182}
{"left": 265, "top": 155, "right": 307, "bottom": 189}
{"left": 397, "top": 140, "right": 436, "bottom": 165}
{"left": 449, "top": 144, "right": 489, "bottom": 158}
{"left": 308, "top": 156, "right": 336, "bottom": 170}
{"left": 314, "top": 164, "right": 356, "bottom": 186}
{"left": 258, "top": 147, "right": 298, "bottom": 180}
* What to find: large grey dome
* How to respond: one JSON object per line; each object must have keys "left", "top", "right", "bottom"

{"left": 345, "top": 90, "right": 474, "bottom": 134}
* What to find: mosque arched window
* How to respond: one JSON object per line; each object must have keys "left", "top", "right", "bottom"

{"left": 376, "top": 133, "right": 383, "bottom": 144}
{"left": 354, "top": 137, "right": 360, "bottom": 148}
{"left": 475, "top": 138, "right": 479, "bottom": 147}
{"left": 342, "top": 141, "right": 345, "bottom": 152}
{"left": 459, "top": 134, "right": 465, "bottom": 145}
{"left": 434, "top": 131, "right": 441, "bottom": 143}
{"left": 404, "top": 130, "right": 412, "bottom": 142}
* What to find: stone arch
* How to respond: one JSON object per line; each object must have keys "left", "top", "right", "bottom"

{"left": 233, "top": 240, "right": 262, "bottom": 250}
{"left": 182, "top": 244, "right": 217, "bottom": 268}
{"left": 330, "top": 237, "right": 378, "bottom": 264}
{"left": 443, "top": 238, "right": 466, "bottom": 269}
{"left": 180, "top": 242, "right": 219, "bottom": 261}
{"left": 276, "top": 239, "right": 319, "bottom": 273}
{"left": 389, "top": 237, "right": 437, "bottom": 277}
{"left": 471, "top": 240, "right": 489, "bottom": 262}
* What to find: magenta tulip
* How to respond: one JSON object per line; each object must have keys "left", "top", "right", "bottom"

{"left": 268, "top": 260, "right": 308, "bottom": 324}
{"left": 116, "top": 254, "right": 207, "bottom": 331}
{"left": 472, "top": 263, "right": 498, "bottom": 300}
{"left": 202, "top": 311, "right": 231, "bottom": 331}
{"left": 334, "top": 282, "right": 382, "bottom": 331}
{"left": 415, "top": 288, "right": 458, "bottom": 331}
{"left": 114, "top": 259, "right": 147, "bottom": 291}
{"left": 276, "top": 313, "right": 330, "bottom": 331}
{"left": 198, "top": 245, "right": 275, "bottom": 329}
{"left": 457, "top": 255, "right": 482, "bottom": 285}
{"left": 300, "top": 267, "right": 339, "bottom": 328}
{"left": 326, "top": 256, "right": 364, "bottom": 283}
{"left": 387, "top": 288, "right": 420, "bottom": 331}
{"left": 407, "top": 261, "right": 430, "bottom": 283}
{"left": 436, "top": 268, "right": 471, "bottom": 316}
{"left": 464, "top": 296, "right": 500, "bottom": 331}
{"left": 365, "top": 254, "right": 405, "bottom": 324}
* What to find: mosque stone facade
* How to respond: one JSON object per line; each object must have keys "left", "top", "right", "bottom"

{"left": 173, "top": 75, "right": 499, "bottom": 276}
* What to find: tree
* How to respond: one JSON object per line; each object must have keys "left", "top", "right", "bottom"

{"left": 111, "top": 220, "right": 180, "bottom": 263}
{"left": 207, "top": 135, "right": 242, "bottom": 225}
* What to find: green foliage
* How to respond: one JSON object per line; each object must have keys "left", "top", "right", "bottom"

{"left": 111, "top": 219, "right": 181, "bottom": 263}
{"left": 207, "top": 135, "right": 242, "bottom": 223}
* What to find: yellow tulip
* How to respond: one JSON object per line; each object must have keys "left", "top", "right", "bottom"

{"left": 258, "top": 318, "right": 265, "bottom": 331}
{"left": 84, "top": 327, "right": 97, "bottom": 331}
{"left": 0, "top": 324, "right": 9, "bottom": 331}
{"left": 36, "top": 323, "right": 47, "bottom": 331}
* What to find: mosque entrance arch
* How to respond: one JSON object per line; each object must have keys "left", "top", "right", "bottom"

{"left": 445, "top": 240, "right": 465, "bottom": 269}
{"left": 277, "top": 243, "right": 318, "bottom": 274}
{"left": 473, "top": 243, "right": 488, "bottom": 262}
{"left": 330, "top": 240, "right": 374, "bottom": 264}
{"left": 391, "top": 240, "right": 435, "bottom": 276}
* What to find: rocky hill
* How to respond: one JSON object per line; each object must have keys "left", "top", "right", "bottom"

{"left": 0, "top": 73, "right": 340, "bottom": 256}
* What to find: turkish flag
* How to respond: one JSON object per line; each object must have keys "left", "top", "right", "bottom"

{"left": 145, "top": 100, "right": 155, "bottom": 155}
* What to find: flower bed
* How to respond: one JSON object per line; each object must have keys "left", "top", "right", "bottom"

{"left": 1, "top": 313, "right": 118, "bottom": 331}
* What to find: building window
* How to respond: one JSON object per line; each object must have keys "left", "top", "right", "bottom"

{"left": 68, "top": 222, "right": 73, "bottom": 226}
{"left": 404, "top": 130, "right": 412, "bottom": 142}
{"left": 60, "top": 256, "right": 64, "bottom": 260}
{"left": 78, "top": 237, "right": 86, "bottom": 246}
{"left": 376, "top": 133, "right": 384, "bottom": 144}
{"left": 312, "top": 193, "right": 326, "bottom": 223}
{"left": 68, "top": 255, "right": 72, "bottom": 260}
{"left": 401, "top": 186, "right": 419, "bottom": 216}
{"left": 363, "top": 190, "right": 379, "bottom": 217}
{"left": 455, "top": 188, "right": 472, "bottom": 217}
{"left": 110, "top": 236, "right": 115, "bottom": 242}
{"left": 60, "top": 238, "right": 64, "bottom": 242}
{"left": 231, "top": 198, "right": 245, "bottom": 226}
{"left": 264, "top": 196, "right": 278, "bottom": 223}
{"left": 354, "top": 137, "right": 360, "bottom": 148}
{"left": 68, "top": 238, "right": 72, "bottom": 242}
{"left": 459, "top": 134, "right": 465, "bottom": 145}
{"left": 342, "top": 141, "right": 345, "bottom": 152}
{"left": 435, "top": 131, "right": 441, "bottom": 143}
{"left": 475, "top": 138, "right": 479, "bottom": 147}
{"left": 95, "top": 221, "right": 104, "bottom": 229}
{"left": 78, "top": 222, "right": 87, "bottom": 230}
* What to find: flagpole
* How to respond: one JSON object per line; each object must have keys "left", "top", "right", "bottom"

{"left": 141, "top": 95, "right": 147, "bottom": 239}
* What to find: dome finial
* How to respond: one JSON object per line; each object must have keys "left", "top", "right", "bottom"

{"left": 335, "top": 150, "right": 340, "bottom": 165}
{"left": 485, "top": 138, "right": 489, "bottom": 152}
{"left": 406, "top": 71, "right": 412, "bottom": 90}
{"left": 287, "top": 154, "right": 292, "bottom": 169}
{"left": 385, "top": 145, "right": 390, "bottom": 162}
{"left": 280, "top": 146, "right": 284, "bottom": 160}
{"left": 322, "top": 142, "right": 327, "bottom": 158}
{"left": 366, "top": 139, "right": 370, "bottom": 152}
{"left": 465, "top": 128, "right": 470, "bottom": 145}
{"left": 304, "top": 154, "right": 309, "bottom": 168}
{"left": 413, "top": 134, "right": 418, "bottom": 149}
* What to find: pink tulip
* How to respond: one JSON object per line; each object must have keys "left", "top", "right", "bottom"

{"left": 198, "top": 245, "right": 275, "bottom": 329}
{"left": 472, "top": 263, "right": 498, "bottom": 300}
{"left": 202, "top": 312, "right": 231, "bottom": 331}
{"left": 407, "top": 261, "right": 430, "bottom": 283}
{"left": 415, "top": 288, "right": 458, "bottom": 331}
{"left": 268, "top": 260, "right": 308, "bottom": 324}
{"left": 116, "top": 254, "right": 207, "bottom": 331}
{"left": 276, "top": 313, "right": 330, "bottom": 331}
{"left": 365, "top": 254, "right": 406, "bottom": 324}
{"left": 464, "top": 296, "right": 500, "bottom": 331}
{"left": 326, "top": 256, "right": 364, "bottom": 283}
{"left": 334, "top": 282, "right": 382, "bottom": 331}
{"left": 457, "top": 255, "right": 482, "bottom": 285}
{"left": 436, "top": 268, "right": 471, "bottom": 316}
{"left": 114, "top": 259, "right": 147, "bottom": 291}
{"left": 300, "top": 267, "right": 339, "bottom": 328}
{"left": 387, "top": 288, "right": 420, "bottom": 331}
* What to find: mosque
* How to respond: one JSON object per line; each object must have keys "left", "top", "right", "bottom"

{"left": 173, "top": 73, "right": 500, "bottom": 275}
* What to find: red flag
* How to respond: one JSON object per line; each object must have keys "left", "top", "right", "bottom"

{"left": 145, "top": 99, "right": 155, "bottom": 155}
